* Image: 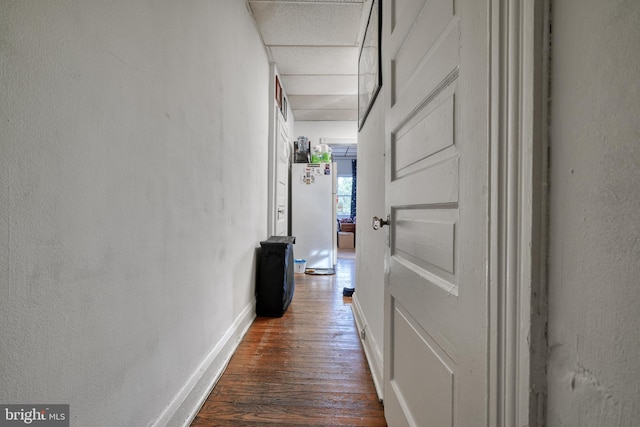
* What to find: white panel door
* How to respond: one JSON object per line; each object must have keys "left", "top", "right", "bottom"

{"left": 382, "top": 0, "right": 490, "bottom": 425}
{"left": 274, "top": 113, "right": 290, "bottom": 237}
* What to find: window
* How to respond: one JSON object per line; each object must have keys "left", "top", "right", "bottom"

{"left": 336, "top": 176, "right": 353, "bottom": 217}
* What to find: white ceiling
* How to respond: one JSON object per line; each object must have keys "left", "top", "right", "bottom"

{"left": 330, "top": 143, "right": 358, "bottom": 158}
{"left": 248, "top": 0, "right": 367, "bottom": 122}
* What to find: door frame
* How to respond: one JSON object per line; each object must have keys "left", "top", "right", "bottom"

{"left": 267, "top": 64, "right": 278, "bottom": 237}
{"left": 488, "top": 0, "right": 549, "bottom": 425}
{"left": 267, "top": 63, "right": 291, "bottom": 237}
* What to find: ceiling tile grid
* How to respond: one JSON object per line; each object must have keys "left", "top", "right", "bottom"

{"left": 270, "top": 46, "right": 359, "bottom": 75}
{"left": 288, "top": 95, "right": 357, "bottom": 110}
{"left": 249, "top": 0, "right": 365, "bottom": 122}
{"left": 249, "top": 2, "right": 362, "bottom": 46}
{"left": 281, "top": 75, "right": 358, "bottom": 95}
{"left": 293, "top": 109, "right": 358, "bottom": 121}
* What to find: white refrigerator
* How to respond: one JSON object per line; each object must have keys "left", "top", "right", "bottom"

{"left": 291, "top": 163, "right": 337, "bottom": 270}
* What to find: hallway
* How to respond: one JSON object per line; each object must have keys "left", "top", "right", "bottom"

{"left": 191, "top": 249, "right": 386, "bottom": 426}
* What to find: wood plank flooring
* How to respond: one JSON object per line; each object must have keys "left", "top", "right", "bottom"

{"left": 191, "top": 250, "right": 386, "bottom": 426}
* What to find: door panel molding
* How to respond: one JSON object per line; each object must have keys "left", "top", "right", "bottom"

{"left": 393, "top": 206, "right": 457, "bottom": 278}
{"left": 388, "top": 156, "right": 459, "bottom": 206}
{"left": 392, "top": 0, "right": 454, "bottom": 101}
{"left": 393, "top": 90, "right": 456, "bottom": 179}
{"left": 390, "top": 300, "right": 455, "bottom": 427}
{"left": 389, "top": 24, "right": 459, "bottom": 125}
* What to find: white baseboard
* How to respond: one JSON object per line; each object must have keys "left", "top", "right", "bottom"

{"left": 351, "top": 295, "right": 384, "bottom": 401}
{"left": 155, "top": 300, "right": 256, "bottom": 427}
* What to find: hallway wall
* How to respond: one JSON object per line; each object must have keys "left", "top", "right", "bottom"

{"left": 547, "top": 1, "right": 640, "bottom": 425}
{"left": 0, "top": 1, "right": 269, "bottom": 426}
{"left": 352, "top": 89, "right": 386, "bottom": 396}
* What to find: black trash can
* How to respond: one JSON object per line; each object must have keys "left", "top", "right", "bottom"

{"left": 256, "top": 236, "right": 296, "bottom": 317}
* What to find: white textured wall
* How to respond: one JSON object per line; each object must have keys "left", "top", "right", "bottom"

{"left": 547, "top": 1, "right": 640, "bottom": 425}
{"left": 0, "top": 1, "right": 269, "bottom": 426}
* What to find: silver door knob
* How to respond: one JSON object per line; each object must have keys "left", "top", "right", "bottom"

{"left": 372, "top": 215, "right": 389, "bottom": 230}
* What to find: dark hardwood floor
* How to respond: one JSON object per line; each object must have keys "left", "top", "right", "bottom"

{"left": 191, "top": 249, "right": 386, "bottom": 426}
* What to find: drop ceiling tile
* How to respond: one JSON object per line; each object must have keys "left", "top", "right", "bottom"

{"left": 271, "top": 46, "right": 358, "bottom": 75}
{"left": 249, "top": 2, "right": 363, "bottom": 46}
{"left": 293, "top": 109, "right": 358, "bottom": 121}
{"left": 289, "top": 95, "right": 357, "bottom": 110}
{"left": 248, "top": 0, "right": 365, "bottom": 122}
{"left": 281, "top": 75, "right": 358, "bottom": 95}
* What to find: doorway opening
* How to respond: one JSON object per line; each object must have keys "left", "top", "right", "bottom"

{"left": 331, "top": 143, "right": 357, "bottom": 258}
